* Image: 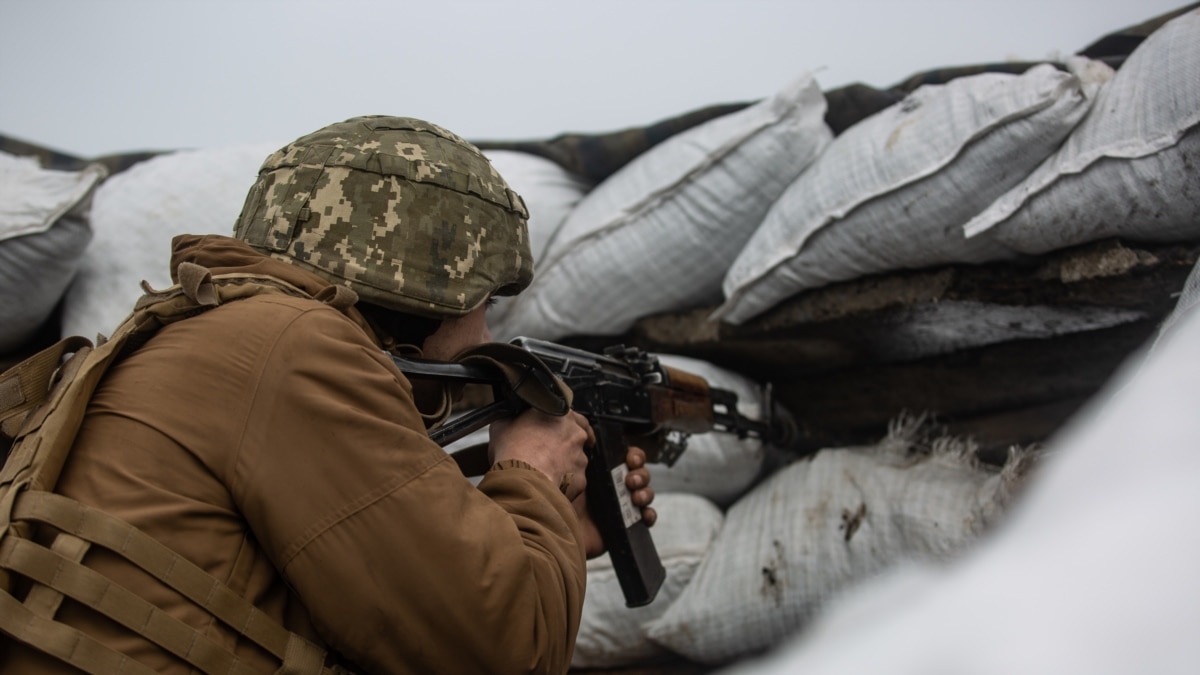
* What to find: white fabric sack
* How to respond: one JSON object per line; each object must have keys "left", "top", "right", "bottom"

{"left": 61, "top": 143, "right": 280, "bottom": 340}
{"left": 646, "top": 418, "right": 1027, "bottom": 665}
{"left": 964, "top": 10, "right": 1200, "bottom": 253}
{"left": 651, "top": 354, "right": 768, "bottom": 507}
{"left": 715, "top": 61, "right": 1109, "bottom": 325}
{"left": 493, "top": 74, "right": 833, "bottom": 341}
{"left": 0, "top": 152, "right": 106, "bottom": 241}
{"left": 716, "top": 268, "right": 1200, "bottom": 675}
{"left": 573, "top": 493, "right": 724, "bottom": 669}
{"left": 0, "top": 152, "right": 106, "bottom": 352}
{"left": 481, "top": 150, "right": 591, "bottom": 339}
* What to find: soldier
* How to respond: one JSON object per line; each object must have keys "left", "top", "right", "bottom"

{"left": 0, "top": 116, "right": 655, "bottom": 674}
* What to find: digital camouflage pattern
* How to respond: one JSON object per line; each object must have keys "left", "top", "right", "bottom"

{"left": 233, "top": 115, "right": 532, "bottom": 319}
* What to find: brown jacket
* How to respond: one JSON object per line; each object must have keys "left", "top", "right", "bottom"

{"left": 3, "top": 234, "right": 586, "bottom": 674}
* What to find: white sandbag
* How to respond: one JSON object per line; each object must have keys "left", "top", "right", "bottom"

{"left": 964, "top": 10, "right": 1200, "bottom": 253}
{"left": 652, "top": 354, "right": 767, "bottom": 507}
{"left": 715, "top": 61, "right": 1108, "bottom": 325}
{"left": 646, "top": 417, "right": 1028, "bottom": 665}
{"left": 573, "top": 493, "right": 724, "bottom": 669}
{"left": 0, "top": 152, "right": 105, "bottom": 241}
{"left": 493, "top": 74, "right": 833, "bottom": 341}
{"left": 0, "top": 152, "right": 106, "bottom": 352}
{"left": 481, "top": 150, "right": 591, "bottom": 338}
{"left": 716, "top": 268, "right": 1200, "bottom": 675}
{"left": 61, "top": 143, "right": 280, "bottom": 340}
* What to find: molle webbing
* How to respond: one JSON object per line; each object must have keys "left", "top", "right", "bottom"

{"left": 0, "top": 493, "right": 330, "bottom": 675}
{"left": 0, "top": 336, "right": 91, "bottom": 441}
{"left": 0, "top": 266, "right": 356, "bottom": 675}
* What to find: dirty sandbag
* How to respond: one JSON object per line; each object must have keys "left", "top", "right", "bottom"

{"left": 645, "top": 415, "right": 1034, "bottom": 665}
{"left": 716, "top": 59, "right": 1109, "bottom": 326}
{"left": 964, "top": 9, "right": 1200, "bottom": 255}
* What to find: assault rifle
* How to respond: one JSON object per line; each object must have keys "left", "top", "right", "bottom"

{"left": 391, "top": 337, "right": 796, "bottom": 607}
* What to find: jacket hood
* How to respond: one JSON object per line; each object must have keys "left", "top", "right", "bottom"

{"left": 168, "top": 233, "right": 380, "bottom": 344}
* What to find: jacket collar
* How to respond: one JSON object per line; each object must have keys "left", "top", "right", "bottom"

{"left": 168, "top": 234, "right": 381, "bottom": 346}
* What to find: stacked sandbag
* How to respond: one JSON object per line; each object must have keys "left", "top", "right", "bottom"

{"left": 714, "top": 60, "right": 1109, "bottom": 325}
{"left": 0, "top": 151, "right": 106, "bottom": 353}
{"left": 715, "top": 260, "right": 1200, "bottom": 675}
{"left": 572, "top": 493, "right": 724, "bottom": 669}
{"left": 964, "top": 9, "right": 1200, "bottom": 254}
{"left": 493, "top": 73, "right": 833, "bottom": 341}
{"left": 480, "top": 150, "right": 592, "bottom": 337}
{"left": 61, "top": 142, "right": 280, "bottom": 340}
{"left": 645, "top": 416, "right": 1032, "bottom": 665}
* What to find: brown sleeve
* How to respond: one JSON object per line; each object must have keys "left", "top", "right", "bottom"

{"left": 231, "top": 302, "right": 586, "bottom": 675}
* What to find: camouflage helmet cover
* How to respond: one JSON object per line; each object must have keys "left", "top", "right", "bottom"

{"left": 233, "top": 115, "right": 533, "bottom": 318}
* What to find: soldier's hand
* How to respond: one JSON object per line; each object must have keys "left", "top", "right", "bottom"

{"left": 490, "top": 409, "right": 592, "bottom": 502}
{"left": 623, "top": 445, "right": 657, "bottom": 528}
{"left": 574, "top": 445, "right": 656, "bottom": 559}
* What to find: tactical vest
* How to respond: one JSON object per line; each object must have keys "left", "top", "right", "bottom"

{"left": 0, "top": 263, "right": 358, "bottom": 675}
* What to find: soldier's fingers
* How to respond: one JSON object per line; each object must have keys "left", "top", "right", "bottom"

{"left": 641, "top": 506, "right": 657, "bottom": 528}
{"left": 626, "top": 466, "right": 651, "bottom": 490}
{"left": 631, "top": 486, "right": 654, "bottom": 508}
{"left": 625, "top": 445, "right": 647, "bottom": 469}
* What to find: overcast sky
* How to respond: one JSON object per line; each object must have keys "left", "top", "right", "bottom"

{"left": 0, "top": 0, "right": 1187, "bottom": 158}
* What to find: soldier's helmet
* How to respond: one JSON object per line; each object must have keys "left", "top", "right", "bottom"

{"left": 233, "top": 115, "right": 533, "bottom": 319}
